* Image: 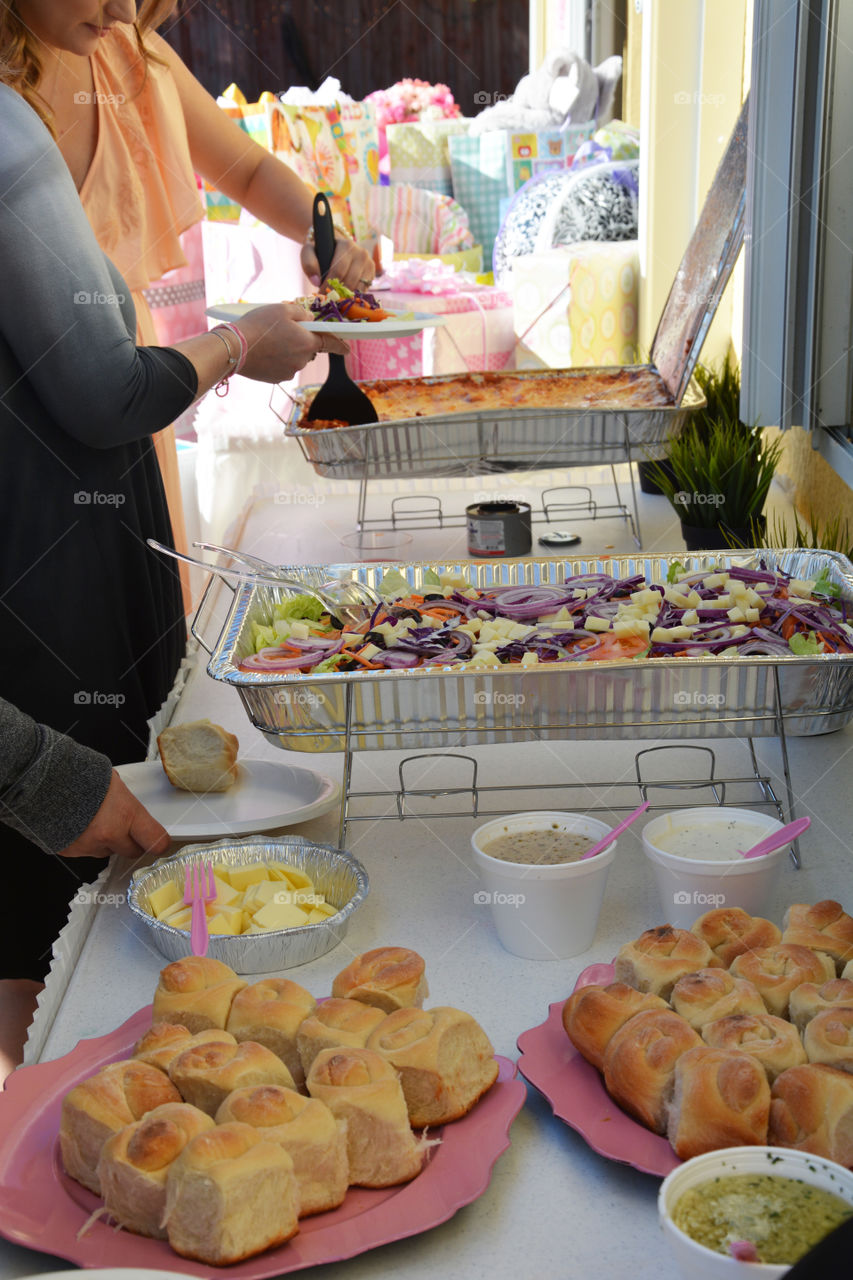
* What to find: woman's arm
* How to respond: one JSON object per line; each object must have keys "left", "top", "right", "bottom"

{"left": 148, "top": 33, "right": 376, "bottom": 289}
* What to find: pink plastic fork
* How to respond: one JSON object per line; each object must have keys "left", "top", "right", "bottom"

{"left": 183, "top": 861, "right": 216, "bottom": 957}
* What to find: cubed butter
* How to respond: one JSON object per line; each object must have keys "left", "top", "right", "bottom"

{"left": 252, "top": 901, "right": 311, "bottom": 931}
{"left": 147, "top": 880, "right": 182, "bottom": 919}
{"left": 228, "top": 863, "right": 270, "bottom": 891}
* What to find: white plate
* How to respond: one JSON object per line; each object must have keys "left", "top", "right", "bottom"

{"left": 206, "top": 302, "right": 445, "bottom": 338}
{"left": 26, "top": 1272, "right": 195, "bottom": 1280}
{"left": 116, "top": 760, "right": 340, "bottom": 839}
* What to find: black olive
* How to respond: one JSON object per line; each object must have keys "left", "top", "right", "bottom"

{"left": 364, "top": 631, "right": 387, "bottom": 648}
{"left": 423, "top": 592, "right": 445, "bottom": 601}
{"left": 326, "top": 614, "right": 345, "bottom": 630}
{"left": 395, "top": 607, "right": 423, "bottom": 622}
{"left": 338, "top": 658, "right": 359, "bottom": 671}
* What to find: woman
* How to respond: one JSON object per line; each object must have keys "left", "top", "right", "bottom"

{"left": 2, "top": 0, "right": 375, "bottom": 602}
{"left": 0, "top": 80, "right": 349, "bottom": 983}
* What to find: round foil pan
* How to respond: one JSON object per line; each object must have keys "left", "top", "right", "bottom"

{"left": 128, "top": 835, "right": 369, "bottom": 974}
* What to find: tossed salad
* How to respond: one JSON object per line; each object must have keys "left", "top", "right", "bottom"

{"left": 299, "top": 278, "right": 393, "bottom": 323}
{"left": 238, "top": 564, "right": 853, "bottom": 675}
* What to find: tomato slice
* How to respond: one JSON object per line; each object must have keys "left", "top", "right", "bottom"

{"left": 584, "top": 634, "right": 649, "bottom": 662}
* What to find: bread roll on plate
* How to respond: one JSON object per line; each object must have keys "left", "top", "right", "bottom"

{"left": 669, "top": 967, "right": 766, "bottom": 1030}
{"left": 602, "top": 1009, "right": 701, "bottom": 1134}
{"left": 782, "top": 900, "right": 853, "bottom": 972}
{"left": 60, "top": 1060, "right": 181, "bottom": 1194}
{"left": 215, "top": 1084, "right": 348, "bottom": 1216}
{"left": 769, "top": 1062, "right": 853, "bottom": 1166}
{"left": 296, "top": 998, "right": 388, "bottom": 1080}
{"left": 306, "top": 1046, "right": 428, "bottom": 1187}
{"left": 803, "top": 1006, "right": 853, "bottom": 1072}
{"left": 226, "top": 978, "right": 316, "bottom": 1090}
{"left": 788, "top": 978, "right": 853, "bottom": 1034}
{"left": 690, "top": 906, "right": 782, "bottom": 968}
{"left": 331, "top": 946, "right": 428, "bottom": 1013}
{"left": 151, "top": 956, "right": 246, "bottom": 1034}
{"left": 96, "top": 1102, "right": 214, "bottom": 1238}
{"left": 561, "top": 983, "right": 669, "bottom": 1072}
{"left": 729, "top": 944, "right": 835, "bottom": 1018}
{"left": 366, "top": 1006, "right": 499, "bottom": 1126}
{"left": 613, "top": 925, "right": 719, "bottom": 1001}
{"left": 168, "top": 1039, "right": 295, "bottom": 1117}
{"left": 131, "top": 1023, "right": 236, "bottom": 1072}
{"left": 665, "top": 1045, "right": 771, "bottom": 1160}
{"left": 701, "top": 1012, "right": 807, "bottom": 1083}
{"left": 157, "top": 718, "right": 239, "bottom": 793}
{"left": 164, "top": 1121, "right": 299, "bottom": 1265}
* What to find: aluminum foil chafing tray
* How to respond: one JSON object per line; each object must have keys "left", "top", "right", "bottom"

{"left": 283, "top": 99, "right": 748, "bottom": 482}
{"left": 198, "top": 549, "right": 853, "bottom": 752}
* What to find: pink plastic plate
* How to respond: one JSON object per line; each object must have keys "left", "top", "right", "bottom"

{"left": 516, "top": 962, "right": 681, "bottom": 1177}
{"left": 0, "top": 1005, "right": 525, "bottom": 1274}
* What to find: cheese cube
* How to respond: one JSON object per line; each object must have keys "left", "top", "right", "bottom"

{"left": 585, "top": 615, "right": 612, "bottom": 632}
{"left": 147, "top": 880, "right": 182, "bottom": 919}
{"left": 252, "top": 901, "right": 311, "bottom": 931}
{"left": 164, "top": 907, "right": 193, "bottom": 931}
{"left": 211, "top": 875, "right": 240, "bottom": 906}
{"left": 682, "top": 610, "right": 699, "bottom": 626}
{"left": 306, "top": 904, "right": 338, "bottom": 922}
{"left": 468, "top": 650, "right": 501, "bottom": 667}
{"left": 228, "top": 863, "right": 270, "bottom": 891}
{"left": 703, "top": 573, "right": 729, "bottom": 589}
{"left": 727, "top": 606, "right": 746, "bottom": 623}
{"left": 207, "top": 907, "right": 244, "bottom": 935}
{"left": 520, "top": 651, "right": 539, "bottom": 667}
{"left": 243, "top": 881, "right": 285, "bottom": 908}
{"left": 289, "top": 620, "right": 311, "bottom": 639}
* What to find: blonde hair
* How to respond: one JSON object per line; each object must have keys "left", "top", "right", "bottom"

{"left": 0, "top": 2, "right": 179, "bottom": 135}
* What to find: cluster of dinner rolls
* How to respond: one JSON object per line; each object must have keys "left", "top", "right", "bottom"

{"left": 60, "top": 946, "right": 499, "bottom": 1265}
{"left": 563, "top": 902, "right": 853, "bottom": 1163}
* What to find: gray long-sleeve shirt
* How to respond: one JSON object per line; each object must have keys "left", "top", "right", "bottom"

{"left": 0, "top": 695, "right": 111, "bottom": 854}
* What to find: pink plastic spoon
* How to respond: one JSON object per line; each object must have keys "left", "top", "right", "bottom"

{"left": 738, "top": 815, "right": 810, "bottom": 859}
{"left": 581, "top": 800, "right": 651, "bottom": 860}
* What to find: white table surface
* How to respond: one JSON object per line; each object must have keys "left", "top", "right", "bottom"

{"left": 3, "top": 478, "right": 852, "bottom": 1280}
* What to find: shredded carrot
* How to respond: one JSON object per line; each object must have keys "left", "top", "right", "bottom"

{"left": 781, "top": 617, "right": 796, "bottom": 640}
{"left": 348, "top": 649, "right": 383, "bottom": 668}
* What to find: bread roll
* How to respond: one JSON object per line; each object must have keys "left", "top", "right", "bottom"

{"left": 296, "top": 998, "right": 388, "bottom": 1079}
{"left": 803, "top": 1006, "right": 853, "bottom": 1072}
{"left": 164, "top": 1122, "right": 299, "bottom": 1264}
{"left": 96, "top": 1102, "right": 214, "bottom": 1237}
{"left": 331, "top": 946, "right": 428, "bottom": 1013}
{"left": 602, "top": 1009, "right": 701, "bottom": 1134}
{"left": 366, "top": 1006, "right": 499, "bottom": 1126}
{"left": 701, "top": 1013, "right": 807, "bottom": 1083}
{"left": 769, "top": 1063, "right": 853, "bottom": 1165}
{"left": 560, "top": 983, "right": 669, "bottom": 1072}
{"left": 306, "top": 1047, "right": 427, "bottom": 1187}
{"left": 690, "top": 906, "right": 782, "bottom": 968}
{"left": 782, "top": 901, "right": 853, "bottom": 972}
{"left": 789, "top": 978, "right": 853, "bottom": 1034}
{"left": 157, "top": 719, "right": 239, "bottom": 793}
{"left": 168, "top": 1039, "right": 295, "bottom": 1116}
{"left": 665, "top": 1045, "right": 771, "bottom": 1160}
{"left": 613, "top": 926, "right": 720, "bottom": 1001}
{"left": 60, "top": 1060, "right": 181, "bottom": 1194}
{"left": 729, "top": 944, "right": 835, "bottom": 1018}
{"left": 152, "top": 956, "right": 246, "bottom": 1034}
{"left": 670, "top": 967, "right": 766, "bottom": 1030}
{"left": 132, "top": 1023, "right": 236, "bottom": 1072}
{"left": 215, "top": 1085, "right": 348, "bottom": 1216}
{"left": 225, "top": 978, "right": 316, "bottom": 1090}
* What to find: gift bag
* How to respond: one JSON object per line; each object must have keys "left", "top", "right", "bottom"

{"left": 448, "top": 131, "right": 507, "bottom": 269}
{"left": 387, "top": 118, "right": 471, "bottom": 196}
{"left": 366, "top": 185, "right": 474, "bottom": 255}
{"left": 506, "top": 121, "right": 595, "bottom": 190}
{"left": 203, "top": 91, "right": 277, "bottom": 220}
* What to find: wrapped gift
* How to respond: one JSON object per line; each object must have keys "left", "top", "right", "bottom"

{"left": 387, "top": 118, "right": 472, "bottom": 195}
{"left": 366, "top": 185, "right": 474, "bottom": 255}
{"left": 511, "top": 241, "right": 639, "bottom": 370}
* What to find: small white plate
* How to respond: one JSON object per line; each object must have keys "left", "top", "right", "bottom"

{"left": 116, "top": 760, "right": 340, "bottom": 839}
{"left": 206, "top": 302, "right": 445, "bottom": 339}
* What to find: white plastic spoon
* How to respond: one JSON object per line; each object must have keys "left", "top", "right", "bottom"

{"left": 581, "top": 800, "right": 651, "bottom": 860}
{"left": 738, "top": 815, "right": 811, "bottom": 859}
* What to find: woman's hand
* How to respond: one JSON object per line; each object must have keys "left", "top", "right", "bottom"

{"left": 58, "top": 772, "right": 170, "bottom": 861}
{"left": 238, "top": 303, "right": 350, "bottom": 382}
{"left": 301, "top": 236, "right": 377, "bottom": 293}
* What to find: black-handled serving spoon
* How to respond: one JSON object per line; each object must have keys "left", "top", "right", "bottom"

{"left": 305, "top": 193, "right": 378, "bottom": 426}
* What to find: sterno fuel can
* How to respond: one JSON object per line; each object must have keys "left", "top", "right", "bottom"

{"left": 466, "top": 501, "right": 532, "bottom": 557}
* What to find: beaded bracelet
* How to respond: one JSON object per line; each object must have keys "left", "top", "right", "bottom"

{"left": 212, "top": 322, "right": 248, "bottom": 396}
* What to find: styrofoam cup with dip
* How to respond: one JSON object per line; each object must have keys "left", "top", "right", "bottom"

{"left": 658, "top": 1145, "right": 853, "bottom": 1278}
{"left": 642, "top": 806, "right": 789, "bottom": 929}
{"left": 470, "top": 810, "right": 617, "bottom": 960}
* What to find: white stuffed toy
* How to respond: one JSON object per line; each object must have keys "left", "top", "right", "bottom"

{"left": 468, "top": 49, "right": 622, "bottom": 135}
